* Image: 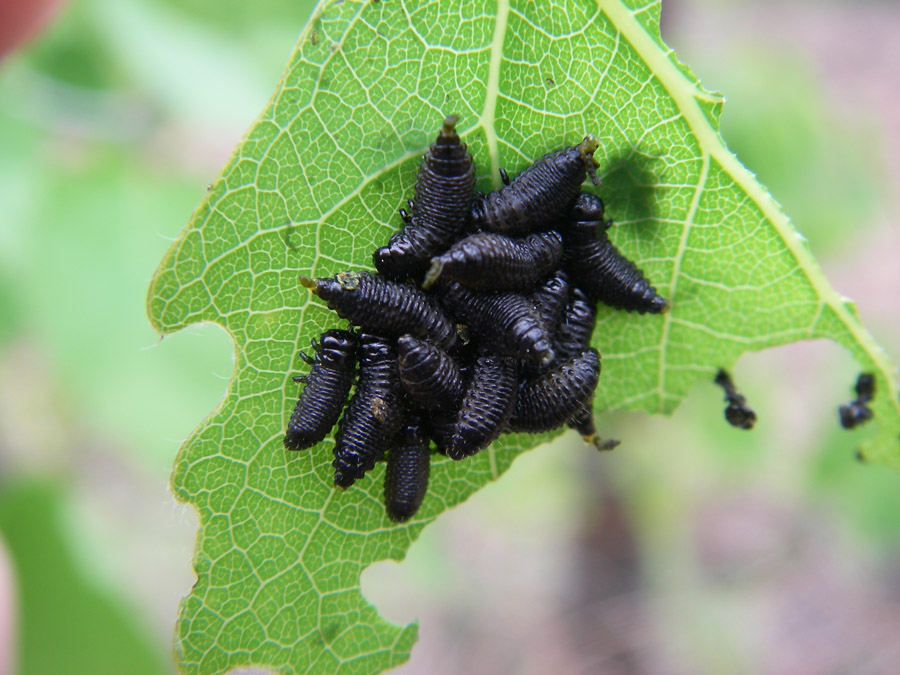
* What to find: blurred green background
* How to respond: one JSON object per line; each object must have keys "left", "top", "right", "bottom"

{"left": 1, "top": 0, "right": 898, "bottom": 673}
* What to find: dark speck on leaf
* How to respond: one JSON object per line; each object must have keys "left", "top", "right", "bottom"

{"left": 321, "top": 621, "right": 340, "bottom": 644}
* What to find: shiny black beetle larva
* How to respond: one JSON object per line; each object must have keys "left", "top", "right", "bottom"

{"left": 301, "top": 271, "right": 456, "bottom": 348}
{"left": 714, "top": 369, "right": 757, "bottom": 430}
{"left": 562, "top": 192, "right": 668, "bottom": 314}
{"left": 396, "top": 335, "right": 465, "bottom": 411}
{"left": 374, "top": 115, "right": 476, "bottom": 281}
{"left": 470, "top": 136, "right": 600, "bottom": 235}
{"left": 332, "top": 334, "right": 404, "bottom": 488}
{"left": 508, "top": 348, "right": 601, "bottom": 433}
{"left": 422, "top": 231, "right": 563, "bottom": 291}
{"left": 283, "top": 329, "right": 358, "bottom": 450}
{"left": 441, "top": 347, "right": 518, "bottom": 460}
{"left": 435, "top": 279, "right": 554, "bottom": 366}
{"left": 384, "top": 419, "right": 431, "bottom": 522}
{"left": 839, "top": 373, "right": 875, "bottom": 429}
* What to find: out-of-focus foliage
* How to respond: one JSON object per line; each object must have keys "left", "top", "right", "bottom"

{"left": 0, "top": 483, "right": 165, "bottom": 675}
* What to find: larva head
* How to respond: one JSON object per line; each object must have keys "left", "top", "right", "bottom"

{"left": 316, "top": 329, "right": 358, "bottom": 368}
{"left": 396, "top": 335, "right": 437, "bottom": 383}
{"left": 358, "top": 332, "right": 395, "bottom": 364}
{"left": 571, "top": 192, "right": 606, "bottom": 225}
{"left": 396, "top": 334, "right": 428, "bottom": 364}
{"left": 373, "top": 234, "right": 412, "bottom": 279}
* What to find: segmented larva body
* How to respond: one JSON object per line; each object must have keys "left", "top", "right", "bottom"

{"left": 283, "top": 329, "right": 358, "bottom": 450}
{"left": 374, "top": 115, "right": 476, "bottom": 281}
{"left": 302, "top": 271, "right": 456, "bottom": 348}
{"left": 530, "top": 271, "right": 570, "bottom": 329}
{"left": 554, "top": 287, "right": 596, "bottom": 364}
{"left": 470, "top": 136, "right": 600, "bottom": 235}
{"left": 332, "top": 334, "right": 404, "bottom": 488}
{"left": 443, "top": 348, "right": 518, "bottom": 460}
{"left": 423, "top": 231, "right": 563, "bottom": 291}
{"left": 508, "top": 348, "right": 601, "bottom": 433}
{"left": 396, "top": 335, "right": 465, "bottom": 411}
{"left": 436, "top": 279, "right": 554, "bottom": 366}
{"left": 384, "top": 419, "right": 431, "bottom": 522}
{"left": 562, "top": 192, "right": 668, "bottom": 314}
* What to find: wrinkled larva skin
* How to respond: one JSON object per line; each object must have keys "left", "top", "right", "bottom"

{"left": 442, "top": 348, "right": 518, "bottom": 460}
{"left": 470, "top": 136, "right": 600, "bottom": 235}
{"left": 283, "top": 329, "right": 358, "bottom": 451}
{"left": 332, "top": 334, "right": 404, "bottom": 488}
{"left": 436, "top": 279, "right": 554, "bottom": 366}
{"left": 554, "top": 287, "right": 596, "bottom": 365}
{"left": 384, "top": 420, "right": 431, "bottom": 522}
{"left": 303, "top": 271, "right": 457, "bottom": 349}
{"left": 508, "top": 349, "right": 601, "bottom": 433}
{"left": 530, "top": 271, "right": 570, "bottom": 329}
{"left": 396, "top": 335, "right": 465, "bottom": 411}
{"left": 562, "top": 192, "right": 668, "bottom": 314}
{"left": 374, "top": 115, "right": 476, "bottom": 281}
{"left": 423, "top": 231, "right": 563, "bottom": 292}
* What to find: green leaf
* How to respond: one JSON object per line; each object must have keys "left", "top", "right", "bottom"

{"left": 146, "top": 0, "right": 900, "bottom": 672}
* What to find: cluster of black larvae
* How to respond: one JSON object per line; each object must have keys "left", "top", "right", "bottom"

{"left": 284, "top": 116, "right": 667, "bottom": 522}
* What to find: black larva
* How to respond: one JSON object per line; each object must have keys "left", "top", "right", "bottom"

{"left": 471, "top": 136, "right": 600, "bottom": 235}
{"left": 332, "top": 334, "right": 404, "bottom": 488}
{"left": 283, "top": 329, "right": 358, "bottom": 451}
{"left": 508, "top": 349, "right": 601, "bottom": 433}
{"left": 301, "top": 271, "right": 457, "bottom": 348}
{"left": 839, "top": 373, "right": 875, "bottom": 429}
{"left": 442, "top": 347, "right": 518, "bottom": 461}
{"left": 436, "top": 279, "right": 555, "bottom": 366}
{"left": 374, "top": 115, "right": 476, "bottom": 281}
{"left": 714, "top": 369, "right": 757, "bottom": 430}
{"left": 396, "top": 334, "right": 465, "bottom": 411}
{"left": 562, "top": 192, "right": 668, "bottom": 314}
{"left": 384, "top": 419, "right": 431, "bottom": 522}
{"left": 422, "top": 231, "right": 564, "bottom": 291}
